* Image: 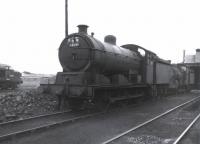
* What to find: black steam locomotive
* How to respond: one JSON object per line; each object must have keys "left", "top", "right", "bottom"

{"left": 41, "top": 25, "right": 188, "bottom": 110}
{"left": 0, "top": 64, "right": 22, "bottom": 89}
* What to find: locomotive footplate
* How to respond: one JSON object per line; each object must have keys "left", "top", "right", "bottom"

{"left": 88, "top": 84, "right": 148, "bottom": 102}
{"left": 62, "top": 84, "right": 148, "bottom": 110}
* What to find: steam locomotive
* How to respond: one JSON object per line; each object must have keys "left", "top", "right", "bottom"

{"left": 41, "top": 25, "right": 188, "bottom": 110}
{"left": 0, "top": 64, "right": 22, "bottom": 89}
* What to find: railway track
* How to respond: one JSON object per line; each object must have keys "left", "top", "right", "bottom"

{"left": 0, "top": 89, "right": 15, "bottom": 93}
{"left": 102, "top": 96, "right": 200, "bottom": 144}
{"left": 0, "top": 93, "right": 146, "bottom": 143}
{"left": 173, "top": 113, "right": 200, "bottom": 144}
{"left": 0, "top": 110, "right": 102, "bottom": 142}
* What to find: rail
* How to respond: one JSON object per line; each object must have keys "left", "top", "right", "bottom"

{"left": 102, "top": 96, "right": 200, "bottom": 144}
{"left": 0, "top": 111, "right": 103, "bottom": 142}
{"left": 173, "top": 113, "right": 200, "bottom": 144}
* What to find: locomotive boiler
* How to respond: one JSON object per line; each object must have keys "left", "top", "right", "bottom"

{"left": 59, "top": 25, "right": 142, "bottom": 76}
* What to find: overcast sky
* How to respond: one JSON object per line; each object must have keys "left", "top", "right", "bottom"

{"left": 0, "top": 0, "right": 199, "bottom": 74}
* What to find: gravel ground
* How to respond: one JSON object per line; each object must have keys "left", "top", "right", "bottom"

{"left": 0, "top": 89, "right": 58, "bottom": 122}
{"left": 0, "top": 76, "right": 59, "bottom": 122}
{"left": 1, "top": 93, "right": 199, "bottom": 144}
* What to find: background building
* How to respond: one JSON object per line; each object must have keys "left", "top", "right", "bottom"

{"left": 183, "top": 49, "right": 200, "bottom": 89}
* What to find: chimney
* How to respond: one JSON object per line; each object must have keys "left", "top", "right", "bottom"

{"left": 77, "top": 25, "right": 88, "bottom": 34}
{"left": 195, "top": 49, "right": 200, "bottom": 63}
{"left": 183, "top": 50, "right": 185, "bottom": 63}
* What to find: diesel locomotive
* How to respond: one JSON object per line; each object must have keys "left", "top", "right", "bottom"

{"left": 0, "top": 64, "right": 22, "bottom": 89}
{"left": 41, "top": 25, "right": 188, "bottom": 110}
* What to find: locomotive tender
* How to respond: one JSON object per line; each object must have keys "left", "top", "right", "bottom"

{"left": 42, "top": 25, "right": 188, "bottom": 110}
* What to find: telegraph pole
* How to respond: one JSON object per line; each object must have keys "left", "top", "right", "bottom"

{"left": 65, "top": 0, "right": 68, "bottom": 37}
{"left": 183, "top": 50, "right": 185, "bottom": 63}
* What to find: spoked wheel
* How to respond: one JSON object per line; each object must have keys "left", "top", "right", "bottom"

{"left": 68, "top": 98, "right": 84, "bottom": 111}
